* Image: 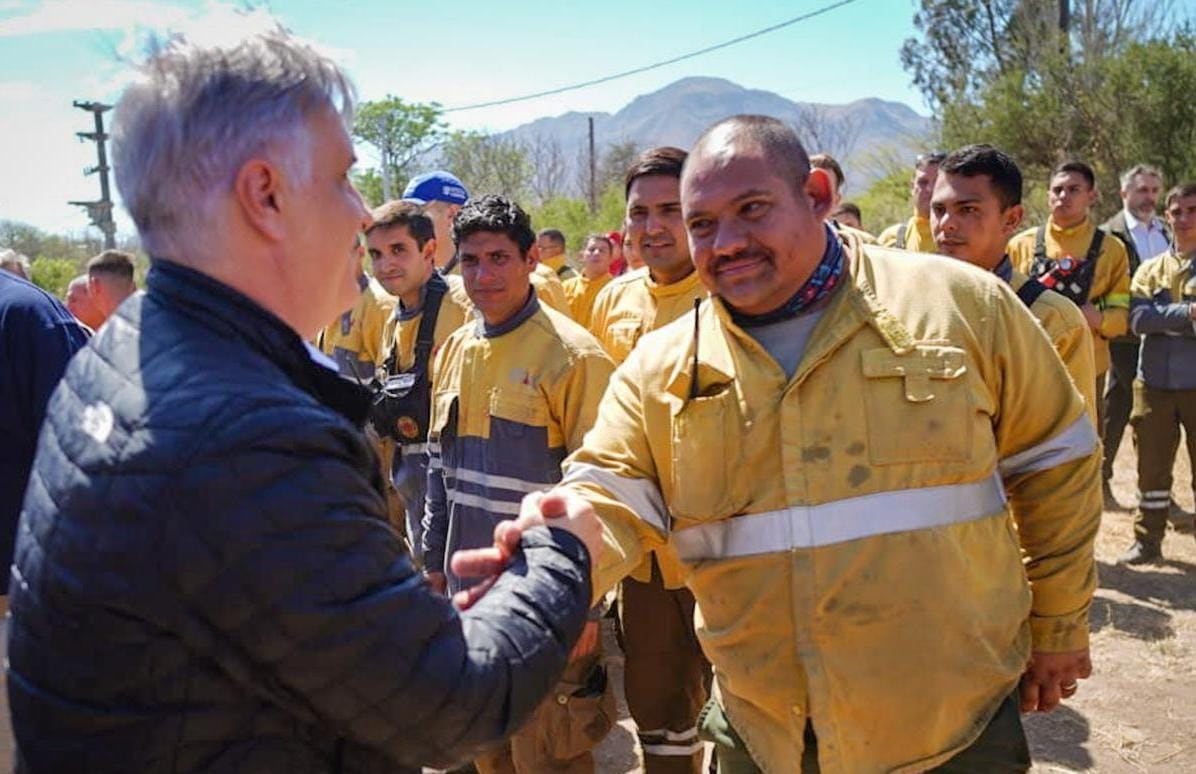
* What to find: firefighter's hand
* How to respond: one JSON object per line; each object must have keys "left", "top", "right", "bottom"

{"left": 1019, "top": 649, "right": 1092, "bottom": 712}
{"left": 569, "top": 620, "right": 600, "bottom": 662}
{"left": 449, "top": 490, "right": 602, "bottom": 610}
{"left": 1079, "top": 303, "right": 1102, "bottom": 331}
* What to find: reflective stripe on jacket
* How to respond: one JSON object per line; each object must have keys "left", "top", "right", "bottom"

{"left": 561, "top": 242, "right": 1101, "bottom": 773}
{"left": 424, "top": 294, "right": 614, "bottom": 591}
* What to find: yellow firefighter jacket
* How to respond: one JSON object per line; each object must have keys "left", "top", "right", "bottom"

{"left": 531, "top": 262, "right": 573, "bottom": 318}
{"left": 1008, "top": 218, "right": 1131, "bottom": 374}
{"left": 588, "top": 267, "right": 708, "bottom": 367}
{"left": 1009, "top": 269, "right": 1098, "bottom": 423}
{"left": 586, "top": 266, "right": 708, "bottom": 587}
{"left": 424, "top": 292, "right": 614, "bottom": 591}
{"left": 560, "top": 241, "right": 1101, "bottom": 773}
{"left": 541, "top": 252, "right": 578, "bottom": 280}
{"left": 562, "top": 273, "right": 612, "bottom": 329}
{"left": 318, "top": 275, "right": 396, "bottom": 380}
{"left": 878, "top": 214, "right": 933, "bottom": 252}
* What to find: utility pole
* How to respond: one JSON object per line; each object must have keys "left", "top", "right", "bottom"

{"left": 69, "top": 100, "right": 116, "bottom": 249}
{"left": 1058, "top": 0, "right": 1070, "bottom": 36}
{"left": 587, "top": 116, "right": 596, "bottom": 213}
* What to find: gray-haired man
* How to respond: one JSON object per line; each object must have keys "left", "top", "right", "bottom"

{"left": 8, "top": 28, "right": 599, "bottom": 773}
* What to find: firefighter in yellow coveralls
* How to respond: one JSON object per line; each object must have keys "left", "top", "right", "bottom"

{"left": 456, "top": 116, "right": 1102, "bottom": 774}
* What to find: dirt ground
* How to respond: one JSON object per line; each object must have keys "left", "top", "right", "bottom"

{"left": 595, "top": 430, "right": 1196, "bottom": 773}
{"left": 0, "top": 432, "right": 1190, "bottom": 773}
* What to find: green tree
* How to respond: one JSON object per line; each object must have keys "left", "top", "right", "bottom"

{"left": 353, "top": 97, "right": 446, "bottom": 202}
{"left": 440, "top": 131, "right": 534, "bottom": 202}
{"left": 528, "top": 184, "right": 626, "bottom": 255}
{"left": 901, "top": 0, "right": 1185, "bottom": 219}
{"left": 29, "top": 257, "right": 80, "bottom": 298}
{"left": 352, "top": 168, "right": 385, "bottom": 209}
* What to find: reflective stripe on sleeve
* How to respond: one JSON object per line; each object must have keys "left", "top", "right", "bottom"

{"left": 669, "top": 473, "right": 1006, "bottom": 561}
{"left": 561, "top": 462, "right": 669, "bottom": 532}
{"left": 447, "top": 490, "right": 523, "bottom": 516}
{"left": 999, "top": 413, "right": 1098, "bottom": 479}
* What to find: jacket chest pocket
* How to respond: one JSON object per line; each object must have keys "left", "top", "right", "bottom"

{"left": 488, "top": 390, "right": 549, "bottom": 438}
{"left": 861, "top": 345, "right": 972, "bottom": 465}
{"left": 603, "top": 319, "right": 642, "bottom": 363}
{"left": 667, "top": 387, "right": 746, "bottom": 522}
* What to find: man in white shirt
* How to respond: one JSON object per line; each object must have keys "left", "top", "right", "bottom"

{"left": 1101, "top": 164, "right": 1173, "bottom": 508}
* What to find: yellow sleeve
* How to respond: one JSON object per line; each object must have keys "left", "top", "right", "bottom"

{"left": 876, "top": 222, "right": 900, "bottom": 247}
{"left": 550, "top": 345, "right": 615, "bottom": 455}
{"left": 559, "top": 350, "right": 667, "bottom": 603}
{"left": 1094, "top": 239, "right": 1131, "bottom": 339}
{"left": 1006, "top": 229, "right": 1036, "bottom": 276}
{"left": 1046, "top": 301, "right": 1098, "bottom": 426}
{"left": 533, "top": 273, "right": 573, "bottom": 319}
{"left": 987, "top": 282, "right": 1101, "bottom": 652}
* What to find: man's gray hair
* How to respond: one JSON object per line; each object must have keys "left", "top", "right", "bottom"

{"left": 1120, "top": 164, "right": 1163, "bottom": 192}
{"left": 112, "top": 28, "right": 356, "bottom": 257}
{"left": 0, "top": 248, "right": 31, "bottom": 279}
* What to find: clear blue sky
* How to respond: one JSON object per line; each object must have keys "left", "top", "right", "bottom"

{"left": 0, "top": 0, "right": 924, "bottom": 238}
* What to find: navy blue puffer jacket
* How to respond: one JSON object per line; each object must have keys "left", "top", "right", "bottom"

{"left": 8, "top": 259, "right": 591, "bottom": 773}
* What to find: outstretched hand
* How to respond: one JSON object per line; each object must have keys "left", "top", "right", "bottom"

{"left": 449, "top": 488, "right": 602, "bottom": 610}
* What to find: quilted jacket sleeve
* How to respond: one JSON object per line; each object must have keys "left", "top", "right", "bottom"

{"left": 173, "top": 404, "right": 591, "bottom": 770}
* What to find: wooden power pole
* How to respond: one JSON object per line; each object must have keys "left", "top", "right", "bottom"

{"left": 587, "top": 116, "right": 597, "bottom": 213}
{"left": 69, "top": 100, "right": 117, "bottom": 249}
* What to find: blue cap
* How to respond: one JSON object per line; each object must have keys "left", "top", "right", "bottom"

{"left": 402, "top": 170, "right": 469, "bottom": 206}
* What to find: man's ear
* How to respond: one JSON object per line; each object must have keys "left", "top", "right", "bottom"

{"left": 423, "top": 237, "right": 438, "bottom": 264}
{"left": 806, "top": 167, "right": 835, "bottom": 221}
{"left": 1002, "top": 204, "right": 1025, "bottom": 238}
{"left": 233, "top": 159, "right": 286, "bottom": 242}
{"left": 529, "top": 243, "right": 541, "bottom": 263}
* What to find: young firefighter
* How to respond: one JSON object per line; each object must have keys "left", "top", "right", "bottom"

{"left": 1120, "top": 183, "right": 1196, "bottom": 564}
{"left": 587, "top": 146, "right": 712, "bottom": 774}
{"left": 1008, "top": 161, "right": 1131, "bottom": 422}
{"left": 423, "top": 195, "right": 617, "bottom": 773}
{"left": 562, "top": 233, "right": 615, "bottom": 328}
{"left": 930, "top": 144, "right": 1097, "bottom": 420}
{"left": 366, "top": 200, "right": 473, "bottom": 555}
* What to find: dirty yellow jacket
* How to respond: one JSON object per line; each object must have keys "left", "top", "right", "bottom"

{"left": 878, "top": 214, "right": 933, "bottom": 252}
{"left": 531, "top": 262, "right": 573, "bottom": 318}
{"left": 586, "top": 266, "right": 708, "bottom": 587}
{"left": 424, "top": 292, "right": 614, "bottom": 591}
{"left": 562, "top": 273, "right": 612, "bottom": 329}
{"left": 1009, "top": 269, "right": 1098, "bottom": 423}
{"left": 560, "top": 242, "right": 1101, "bottom": 773}
{"left": 318, "top": 275, "right": 396, "bottom": 380}
{"left": 1008, "top": 218, "right": 1131, "bottom": 374}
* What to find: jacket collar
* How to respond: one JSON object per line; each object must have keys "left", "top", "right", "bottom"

{"left": 663, "top": 236, "right": 915, "bottom": 401}
{"left": 146, "top": 259, "right": 372, "bottom": 426}
{"left": 477, "top": 287, "right": 541, "bottom": 338}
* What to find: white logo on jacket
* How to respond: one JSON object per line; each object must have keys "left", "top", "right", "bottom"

{"left": 80, "top": 402, "right": 114, "bottom": 444}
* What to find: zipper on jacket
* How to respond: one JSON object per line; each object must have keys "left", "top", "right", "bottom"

{"left": 689, "top": 298, "right": 701, "bottom": 401}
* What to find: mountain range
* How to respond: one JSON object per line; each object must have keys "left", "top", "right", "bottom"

{"left": 501, "top": 76, "right": 934, "bottom": 196}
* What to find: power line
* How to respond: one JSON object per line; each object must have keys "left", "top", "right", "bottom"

{"left": 442, "top": 0, "right": 861, "bottom": 113}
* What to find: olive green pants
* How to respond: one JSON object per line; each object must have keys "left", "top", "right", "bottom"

{"left": 1130, "top": 381, "right": 1196, "bottom": 546}
{"left": 698, "top": 690, "right": 1029, "bottom": 773}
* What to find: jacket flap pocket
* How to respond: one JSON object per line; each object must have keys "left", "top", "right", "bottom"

{"left": 861, "top": 346, "right": 967, "bottom": 379}
{"left": 430, "top": 391, "right": 458, "bottom": 434}
{"left": 489, "top": 389, "right": 548, "bottom": 427}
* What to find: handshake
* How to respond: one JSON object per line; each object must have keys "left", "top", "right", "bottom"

{"left": 444, "top": 489, "right": 604, "bottom": 609}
